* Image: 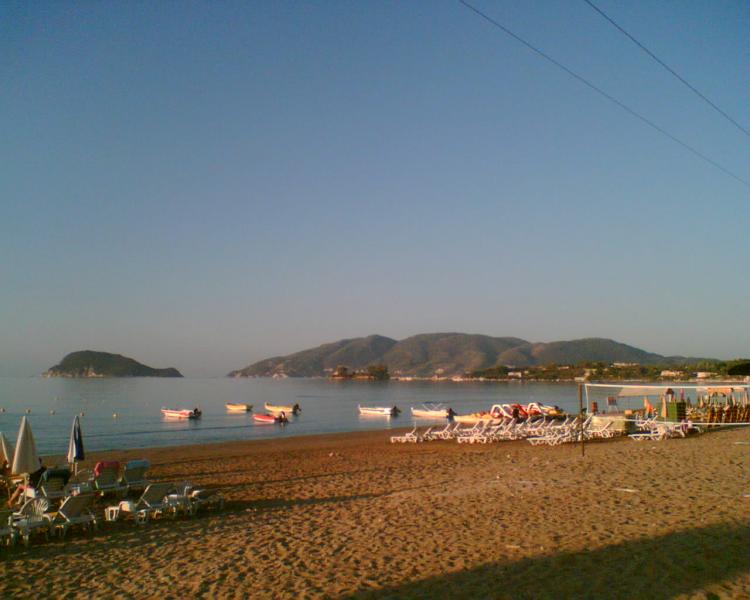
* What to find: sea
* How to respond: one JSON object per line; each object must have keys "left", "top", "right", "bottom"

{"left": 0, "top": 377, "right": 581, "bottom": 455}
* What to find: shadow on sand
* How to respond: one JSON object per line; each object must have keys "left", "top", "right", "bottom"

{"left": 350, "top": 521, "right": 750, "bottom": 600}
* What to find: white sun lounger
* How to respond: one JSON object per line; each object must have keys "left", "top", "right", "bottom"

{"left": 390, "top": 427, "right": 422, "bottom": 443}
{"left": 48, "top": 494, "right": 97, "bottom": 538}
{"left": 12, "top": 498, "right": 50, "bottom": 546}
{"left": 106, "top": 482, "right": 176, "bottom": 524}
{"left": 0, "top": 508, "right": 17, "bottom": 547}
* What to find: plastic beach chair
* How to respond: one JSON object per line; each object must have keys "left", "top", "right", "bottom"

{"left": 107, "top": 482, "right": 175, "bottom": 524}
{"left": 0, "top": 508, "right": 17, "bottom": 547}
{"left": 172, "top": 482, "right": 225, "bottom": 515}
{"left": 29, "top": 467, "right": 71, "bottom": 503}
{"left": 120, "top": 459, "right": 150, "bottom": 494}
{"left": 48, "top": 493, "right": 97, "bottom": 538}
{"left": 12, "top": 498, "right": 50, "bottom": 546}
{"left": 92, "top": 461, "right": 127, "bottom": 497}
{"left": 390, "top": 427, "right": 421, "bottom": 443}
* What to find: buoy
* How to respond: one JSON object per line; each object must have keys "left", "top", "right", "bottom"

{"left": 0, "top": 407, "right": 5, "bottom": 413}
{"left": 79, "top": 412, "right": 85, "bottom": 417}
{"left": 112, "top": 412, "right": 118, "bottom": 418}
{"left": 25, "top": 408, "right": 31, "bottom": 414}
{"left": 49, "top": 410, "right": 55, "bottom": 415}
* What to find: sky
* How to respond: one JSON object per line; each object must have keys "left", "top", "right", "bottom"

{"left": 1, "top": 1, "right": 749, "bottom": 377}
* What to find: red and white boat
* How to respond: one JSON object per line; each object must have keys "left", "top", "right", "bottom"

{"left": 161, "top": 408, "right": 202, "bottom": 419}
{"left": 253, "top": 412, "right": 288, "bottom": 424}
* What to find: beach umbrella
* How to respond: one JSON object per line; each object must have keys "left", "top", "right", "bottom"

{"left": 0, "top": 433, "right": 12, "bottom": 465}
{"left": 67, "top": 415, "right": 85, "bottom": 473}
{"left": 11, "top": 416, "right": 39, "bottom": 476}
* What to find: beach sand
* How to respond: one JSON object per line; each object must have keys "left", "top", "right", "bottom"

{"left": 3, "top": 426, "right": 750, "bottom": 599}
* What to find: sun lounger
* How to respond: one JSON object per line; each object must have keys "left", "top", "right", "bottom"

{"left": 628, "top": 431, "right": 664, "bottom": 441}
{"left": 120, "top": 459, "right": 150, "bottom": 494}
{"left": 390, "top": 427, "right": 421, "bottom": 443}
{"left": 0, "top": 508, "right": 17, "bottom": 547}
{"left": 422, "top": 422, "right": 453, "bottom": 441}
{"left": 172, "top": 483, "right": 225, "bottom": 514}
{"left": 106, "top": 482, "right": 176, "bottom": 524}
{"left": 12, "top": 498, "right": 50, "bottom": 546}
{"left": 47, "top": 494, "right": 97, "bottom": 538}
{"left": 27, "top": 467, "right": 71, "bottom": 503}
{"left": 92, "top": 461, "right": 127, "bottom": 497}
{"left": 455, "top": 421, "right": 492, "bottom": 444}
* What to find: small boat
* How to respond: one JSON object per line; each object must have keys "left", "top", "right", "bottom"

{"left": 253, "top": 412, "right": 288, "bottom": 424}
{"left": 452, "top": 412, "right": 497, "bottom": 424}
{"left": 358, "top": 405, "right": 400, "bottom": 417}
{"left": 226, "top": 403, "right": 253, "bottom": 413}
{"left": 410, "top": 404, "right": 454, "bottom": 419}
{"left": 264, "top": 402, "right": 301, "bottom": 415}
{"left": 161, "top": 408, "right": 202, "bottom": 419}
{"left": 527, "top": 402, "right": 565, "bottom": 417}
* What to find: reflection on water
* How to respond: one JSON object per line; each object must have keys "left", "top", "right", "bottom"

{"left": 0, "top": 377, "right": 578, "bottom": 454}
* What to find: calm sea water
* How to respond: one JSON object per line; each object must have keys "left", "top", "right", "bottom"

{"left": 0, "top": 377, "right": 580, "bottom": 455}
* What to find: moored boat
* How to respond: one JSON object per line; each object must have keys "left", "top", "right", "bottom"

{"left": 226, "top": 403, "right": 253, "bottom": 413}
{"left": 358, "top": 405, "right": 400, "bottom": 417}
{"left": 452, "top": 412, "right": 497, "bottom": 424}
{"left": 410, "top": 404, "right": 454, "bottom": 419}
{"left": 161, "top": 408, "right": 202, "bottom": 419}
{"left": 264, "top": 402, "right": 301, "bottom": 415}
{"left": 253, "top": 412, "right": 288, "bottom": 424}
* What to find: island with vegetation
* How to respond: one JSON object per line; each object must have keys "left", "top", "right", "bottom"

{"left": 43, "top": 351, "right": 183, "bottom": 378}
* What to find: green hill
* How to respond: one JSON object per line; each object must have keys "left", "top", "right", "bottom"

{"left": 44, "top": 351, "right": 182, "bottom": 378}
{"left": 499, "top": 338, "right": 665, "bottom": 366}
{"left": 229, "top": 333, "right": 694, "bottom": 378}
{"left": 228, "top": 335, "right": 397, "bottom": 377}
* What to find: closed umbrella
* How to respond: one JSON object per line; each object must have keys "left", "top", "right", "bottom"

{"left": 0, "top": 432, "right": 12, "bottom": 465}
{"left": 11, "top": 416, "right": 39, "bottom": 476}
{"left": 67, "top": 415, "right": 85, "bottom": 474}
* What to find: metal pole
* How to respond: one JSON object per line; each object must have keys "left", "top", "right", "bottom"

{"left": 578, "top": 383, "right": 585, "bottom": 457}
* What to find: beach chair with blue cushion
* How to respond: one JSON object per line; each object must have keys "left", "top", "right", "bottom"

{"left": 120, "top": 459, "right": 150, "bottom": 494}
{"left": 29, "top": 467, "right": 71, "bottom": 503}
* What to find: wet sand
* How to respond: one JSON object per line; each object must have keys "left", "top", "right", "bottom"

{"left": 3, "top": 426, "right": 750, "bottom": 599}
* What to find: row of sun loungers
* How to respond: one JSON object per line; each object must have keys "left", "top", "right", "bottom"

{"left": 390, "top": 417, "right": 617, "bottom": 445}
{"left": 628, "top": 416, "right": 698, "bottom": 441}
{"left": 392, "top": 413, "right": 708, "bottom": 447}
{"left": 23, "top": 460, "right": 151, "bottom": 504}
{"left": 2, "top": 460, "right": 224, "bottom": 548}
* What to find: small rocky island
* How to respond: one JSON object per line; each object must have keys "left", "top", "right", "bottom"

{"left": 44, "top": 350, "right": 182, "bottom": 378}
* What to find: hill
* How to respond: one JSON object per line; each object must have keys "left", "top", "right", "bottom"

{"left": 228, "top": 333, "right": 694, "bottom": 378}
{"left": 228, "top": 335, "right": 397, "bottom": 377}
{"left": 44, "top": 351, "right": 183, "bottom": 378}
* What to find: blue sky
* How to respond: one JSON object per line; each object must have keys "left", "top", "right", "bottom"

{"left": 2, "top": 1, "right": 749, "bottom": 376}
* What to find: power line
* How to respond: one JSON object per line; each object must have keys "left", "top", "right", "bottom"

{"left": 458, "top": 0, "right": 750, "bottom": 189}
{"left": 583, "top": 0, "right": 750, "bottom": 139}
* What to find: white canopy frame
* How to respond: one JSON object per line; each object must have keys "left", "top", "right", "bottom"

{"left": 583, "top": 383, "right": 750, "bottom": 425}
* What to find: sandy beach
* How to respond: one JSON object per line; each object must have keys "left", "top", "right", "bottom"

{"left": 3, "top": 426, "right": 750, "bottom": 599}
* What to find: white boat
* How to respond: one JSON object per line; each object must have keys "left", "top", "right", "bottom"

{"left": 226, "top": 403, "right": 253, "bottom": 413}
{"left": 265, "top": 402, "right": 301, "bottom": 415}
{"left": 358, "top": 405, "right": 400, "bottom": 417}
{"left": 161, "top": 408, "right": 201, "bottom": 419}
{"left": 452, "top": 412, "right": 497, "bottom": 425}
{"left": 410, "top": 404, "right": 452, "bottom": 419}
